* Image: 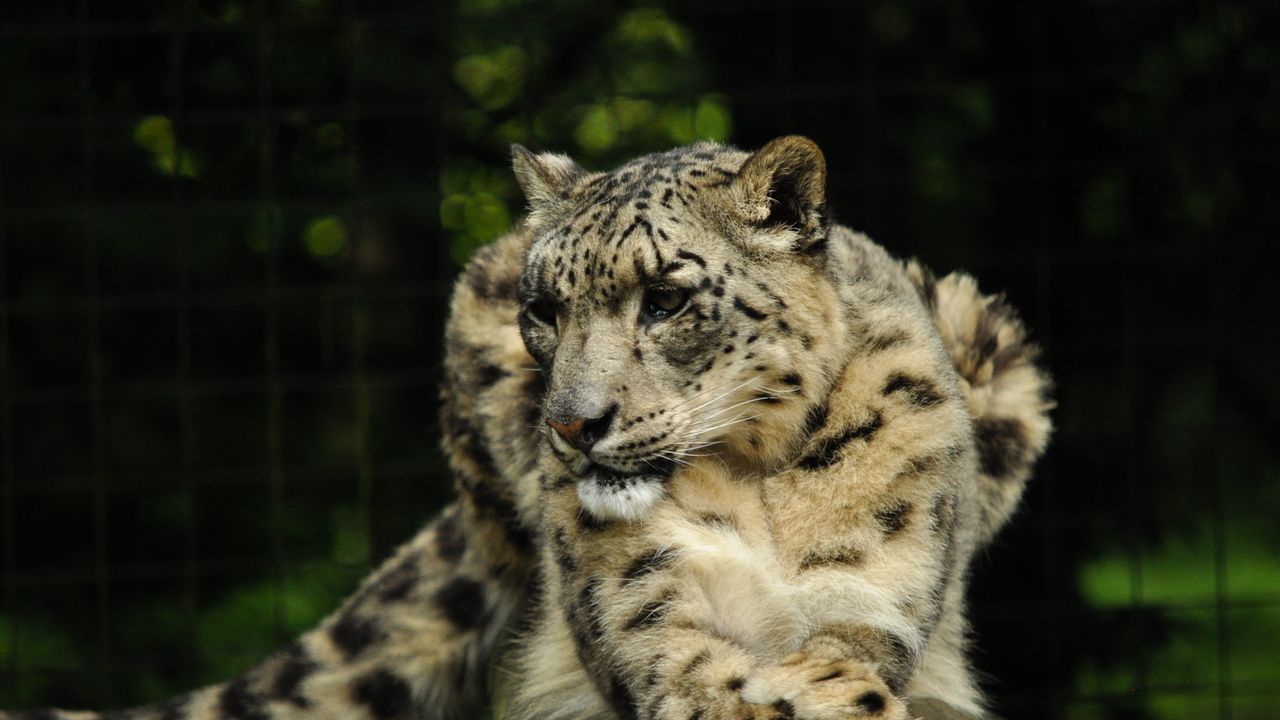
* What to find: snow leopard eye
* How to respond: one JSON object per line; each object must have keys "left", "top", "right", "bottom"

{"left": 642, "top": 286, "right": 690, "bottom": 321}
{"left": 527, "top": 299, "right": 559, "bottom": 329}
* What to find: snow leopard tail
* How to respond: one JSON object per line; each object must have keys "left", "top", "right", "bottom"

{"left": 0, "top": 499, "right": 532, "bottom": 720}
{"left": 0, "top": 229, "right": 545, "bottom": 720}
{"left": 908, "top": 262, "right": 1055, "bottom": 545}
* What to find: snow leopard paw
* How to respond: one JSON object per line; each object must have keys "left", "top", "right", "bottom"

{"left": 740, "top": 652, "right": 907, "bottom": 720}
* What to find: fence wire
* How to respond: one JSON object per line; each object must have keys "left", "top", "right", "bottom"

{"left": 1, "top": 1, "right": 1277, "bottom": 718}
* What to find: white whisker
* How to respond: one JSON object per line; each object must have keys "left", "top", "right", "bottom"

{"left": 653, "top": 452, "right": 692, "bottom": 468}
{"left": 671, "top": 376, "right": 760, "bottom": 415}
{"left": 663, "top": 449, "right": 714, "bottom": 459}
{"left": 659, "top": 446, "right": 713, "bottom": 457}
{"left": 696, "top": 394, "right": 774, "bottom": 423}
{"left": 666, "top": 374, "right": 745, "bottom": 410}
{"left": 685, "top": 413, "right": 758, "bottom": 440}
{"left": 680, "top": 378, "right": 761, "bottom": 416}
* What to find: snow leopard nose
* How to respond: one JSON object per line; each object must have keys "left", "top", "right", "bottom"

{"left": 546, "top": 404, "right": 617, "bottom": 453}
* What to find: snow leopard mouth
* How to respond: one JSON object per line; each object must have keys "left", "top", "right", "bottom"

{"left": 587, "top": 456, "right": 678, "bottom": 483}
{"left": 574, "top": 460, "right": 675, "bottom": 522}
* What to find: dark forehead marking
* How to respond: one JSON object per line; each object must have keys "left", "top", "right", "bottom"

{"left": 633, "top": 256, "right": 651, "bottom": 284}
{"left": 646, "top": 226, "right": 664, "bottom": 268}
{"left": 575, "top": 144, "right": 743, "bottom": 203}
{"left": 531, "top": 143, "right": 747, "bottom": 302}
{"left": 676, "top": 249, "right": 707, "bottom": 267}
{"left": 619, "top": 215, "right": 653, "bottom": 244}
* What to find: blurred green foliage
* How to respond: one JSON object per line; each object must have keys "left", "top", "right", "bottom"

{"left": 442, "top": 3, "right": 729, "bottom": 262}
{"left": 134, "top": 116, "right": 201, "bottom": 179}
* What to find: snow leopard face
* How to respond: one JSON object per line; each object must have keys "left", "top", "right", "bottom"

{"left": 514, "top": 138, "right": 846, "bottom": 520}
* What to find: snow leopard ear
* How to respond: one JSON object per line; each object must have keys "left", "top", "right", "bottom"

{"left": 511, "top": 144, "right": 587, "bottom": 220}
{"left": 731, "top": 135, "right": 829, "bottom": 252}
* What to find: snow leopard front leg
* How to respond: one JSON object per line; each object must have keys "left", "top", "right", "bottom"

{"left": 518, "top": 464, "right": 911, "bottom": 720}
{"left": 737, "top": 338, "right": 988, "bottom": 719}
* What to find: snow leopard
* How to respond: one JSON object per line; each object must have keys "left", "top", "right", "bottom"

{"left": 0, "top": 137, "right": 1052, "bottom": 720}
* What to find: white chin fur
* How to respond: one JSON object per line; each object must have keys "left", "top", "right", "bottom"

{"left": 577, "top": 477, "right": 666, "bottom": 522}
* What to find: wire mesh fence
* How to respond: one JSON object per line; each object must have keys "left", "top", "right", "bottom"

{"left": 1, "top": 1, "right": 1277, "bottom": 718}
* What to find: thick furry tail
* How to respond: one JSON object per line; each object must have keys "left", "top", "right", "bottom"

{"left": 908, "top": 262, "right": 1055, "bottom": 545}
{"left": 0, "top": 229, "right": 547, "bottom": 720}
{"left": 0, "top": 500, "right": 532, "bottom": 720}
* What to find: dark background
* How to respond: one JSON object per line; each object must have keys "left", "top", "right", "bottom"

{"left": 2, "top": 1, "right": 1277, "bottom": 718}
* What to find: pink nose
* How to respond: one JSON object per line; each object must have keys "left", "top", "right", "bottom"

{"left": 546, "top": 417, "right": 589, "bottom": 450}
{"left": 545, "top": 404, "right": 617, "bottom": 453}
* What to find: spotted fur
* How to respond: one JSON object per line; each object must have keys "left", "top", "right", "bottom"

{"left": 1, "top": 138, "right": 1051, "bottom": 720}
